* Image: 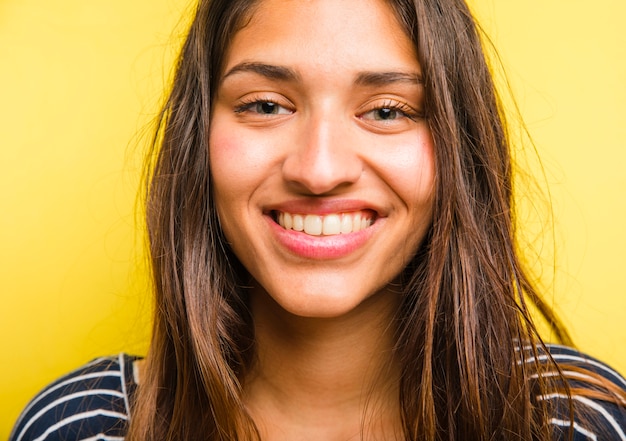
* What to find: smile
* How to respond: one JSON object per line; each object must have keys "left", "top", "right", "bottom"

{"left": 275, "top": 211, "right": 374, "bottom": 236}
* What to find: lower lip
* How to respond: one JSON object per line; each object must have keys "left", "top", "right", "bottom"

{"left": 266, "top": 215, "right": 379, "bottom": 260}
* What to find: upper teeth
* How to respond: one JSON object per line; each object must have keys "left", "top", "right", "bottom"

{"left": 277, "top": 212, "right": 372, "bottom": 236}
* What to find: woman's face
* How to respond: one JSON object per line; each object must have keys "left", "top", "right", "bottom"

{"left": 210, "top": 0, "right": 434, "bottom": 318}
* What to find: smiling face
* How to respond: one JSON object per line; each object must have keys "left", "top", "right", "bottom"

{"left": 210, "top": 0, "right": 435, "bottom": 318}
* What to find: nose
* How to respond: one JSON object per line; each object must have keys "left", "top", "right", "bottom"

{"left": 281, "top": 115, "right": 362, "bottom": 195}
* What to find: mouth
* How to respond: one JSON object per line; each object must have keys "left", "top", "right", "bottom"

{"left": 272, "top": 210, "right": 376, "bottom": 236}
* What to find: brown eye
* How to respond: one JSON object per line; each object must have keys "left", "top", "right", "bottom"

{"left": 256, "top": 101, "right": 280, "bottom": 114}
{"left": 373, "top": 108, "right": 399, "bottom": 120}
{"left": 360, "top": 104, "right": 416, "bottom": 123}
{"left": 236, "top": 99, "right": 293, "bottom": 116}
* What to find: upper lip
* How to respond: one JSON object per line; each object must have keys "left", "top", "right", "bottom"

{"left": 263, "top": 198, "right": 385, "bottom": 217}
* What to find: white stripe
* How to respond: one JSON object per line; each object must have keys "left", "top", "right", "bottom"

{"left": 531, "top": 370, "right": 596, "bottom": 382}
{"left": 30, "top": 410, "right": 128, "bottom": 441}
{"left": 524, "top": 353, "right": 626, "bottom": 389}
{"left": 548, "top": 417, "right": 598, "bottom": 440}
{"left": 80, "top": 435, "right": 125, "bottom": 441}
{"left": 538, "top": 393, "right": 626, "bottom": 441}
{"left": 15, "top": 389, "right": 127, "bottom": 441}
{"left": 118, "top": 354, "right": 131, "bottom": 416}
{"left": 72, "top": 357, "right": 114, "bottom": 371}
{"left": 14, "top": 368, "right": 123, "bottom": 431}
{"left": 514, "top": 344, "right": 535, "bottom": 352}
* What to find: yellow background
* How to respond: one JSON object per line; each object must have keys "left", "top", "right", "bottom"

{"left": 1, "top": 0, "right": 624, "bottom": 437}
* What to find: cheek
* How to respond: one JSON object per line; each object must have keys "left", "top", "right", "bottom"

{"left": 210, "top": 131, "right": 246, "bottom": 191}
{"left": 410, "top": 137, "right": 435, "bottom": 203}
{"left": 209, "top": 120, "right": 283, "bottom": 240}
{"left": 377, "top": 132, "right": 435, "bottom": 207}
{"left": 210, "top": 126, "right": 265, "bottom": 199}
{"left": 209, "top": 127, "right": 251, "bottom": 234}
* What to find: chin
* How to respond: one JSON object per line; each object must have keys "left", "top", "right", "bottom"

{"left": 251, "top": 280, "right": 398, "bottom": 321}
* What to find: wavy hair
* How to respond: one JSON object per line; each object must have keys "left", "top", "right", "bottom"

{"left": 127, "top": 0, "right": 621, "bottom": 440}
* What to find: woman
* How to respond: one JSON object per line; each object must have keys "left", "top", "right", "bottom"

{"left": 11, "top": 0, "right": 626, "bottom": 440}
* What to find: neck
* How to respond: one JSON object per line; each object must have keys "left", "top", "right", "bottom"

{"left": 244, "top": 287, "right": 402, "bottom": 441}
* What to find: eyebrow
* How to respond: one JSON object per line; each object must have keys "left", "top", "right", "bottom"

{"left": 354, "top": 71, "right": 423, "bottom": 87}
{"left": 221, "top": 62, "right": 422, "bottom": 87}
{"left": 222, "top": 62, "right": 301, "bottom": 83}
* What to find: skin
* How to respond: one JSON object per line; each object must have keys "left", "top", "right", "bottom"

{"left": 209, "top": 0, "right": 435, "bottom": 438}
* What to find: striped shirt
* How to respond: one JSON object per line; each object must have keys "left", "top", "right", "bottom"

{"left": 523, "top": 344, "right": 626, "bottom": 440}
{"left": 10, "top": 354, "right": 138, "bottom": 441}
{"left": 9, "top": 346, "right": 626, "bottom": 440}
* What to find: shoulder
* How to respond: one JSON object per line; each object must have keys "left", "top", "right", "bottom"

{"left": 530, "top": 344, "right": 626, "bottom": 440}
{"left": 10, "top": 354, "right": 141, "bottom": 441}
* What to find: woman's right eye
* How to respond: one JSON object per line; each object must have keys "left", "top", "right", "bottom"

{"left": 235, "top": 100, "right": 293, "bottom": 115}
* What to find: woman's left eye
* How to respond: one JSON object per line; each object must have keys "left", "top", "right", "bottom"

{"left": 367, "top": 107, "right": 402, "bottom": 121}
{"left": 235, "top": 100, "right": 293, "bottom": 116}
{"left": 359, "top": 102, "right": 418, "bottom": 123}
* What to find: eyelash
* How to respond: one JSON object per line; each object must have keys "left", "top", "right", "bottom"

{"left": 234, "top": 97, "right": 292, "bottom": 115}
{"left": 363, "top": 100, "right": 420, "bottom": 121}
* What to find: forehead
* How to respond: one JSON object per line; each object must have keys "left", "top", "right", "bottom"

{"left": 222, "top": 0, "right": 419, "bottom": 77}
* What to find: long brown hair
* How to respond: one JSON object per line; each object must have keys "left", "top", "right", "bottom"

{"left": 127, "top": 0, "right": 618, "bottom": 440}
